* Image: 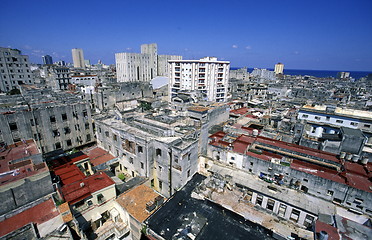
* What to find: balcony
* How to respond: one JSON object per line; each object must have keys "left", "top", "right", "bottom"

{"left": 95, "top": 220, "right": 129, "bottom": 240}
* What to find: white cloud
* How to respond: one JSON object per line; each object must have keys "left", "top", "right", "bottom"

{"left": 245, "top": 46, "right": 252, "bottom": 50}
{"left": 294, "top": 51, "right": 300, "bottom": 55}
{"left": 232, "top": 44, "right": 238, "bottom": 49}
{"left": 126, "top": 47, "right": 132, "bottom": 51}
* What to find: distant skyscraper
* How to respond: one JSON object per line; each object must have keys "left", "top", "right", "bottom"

{"left": 274, "top": 63, "right": 284, "bottom": 75}
{"left": 71, "top": 48, "right": 85, "bottom": 69}
{"left": 42, "top": 55, "right": 53, "bottom": 65}
{"left": 337, "top": 72, "right": 350, "bottom": 79}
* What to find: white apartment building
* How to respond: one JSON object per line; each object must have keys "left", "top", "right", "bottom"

{"left": 0, "top": 47, "right": 34, "bottom": 92}
{"left": 274, "top": 62, "right": 284, "bottom": 74}
{"left": 168, "top": 57, "right": 230, "bottom": 102}
{"left": 72, "top": 48, "right": 85, "bottom": 69}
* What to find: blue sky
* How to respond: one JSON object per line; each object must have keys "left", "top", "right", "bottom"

{"left": 1, "top": 0, "right": 371, "bottom": 71}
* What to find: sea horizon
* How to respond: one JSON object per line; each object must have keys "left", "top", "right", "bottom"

{"left": 231, "top": 67, "right": 372, "bottom": 79}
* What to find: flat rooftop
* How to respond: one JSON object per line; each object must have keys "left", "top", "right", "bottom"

{"left": 0, "top": 140, "right": 47, "bottom": 186}
{"left": 146, "top": 173, "right": 274, "bottom": 240}
{"left": 116, "top": 184, "right": 163, "bottom": 223}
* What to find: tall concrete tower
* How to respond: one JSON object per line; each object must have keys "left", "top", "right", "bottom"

{"left": 141, "top": 43, "right": 157, "bottom": 79}
{"left": 274, "top": 62, "right": 284, "bottom": 75}
{"left": 72, "top": 48, "right": 85, "bottom": 69}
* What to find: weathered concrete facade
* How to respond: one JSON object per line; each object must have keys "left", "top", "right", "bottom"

{"left": 0, "top": 88, "right": 94, "bottom": 154}
{"left": 0, "top": 47, "right": 34, "bottom": 92}
{"left": 95, "top": 82, "right": 153, "bottom": 111}
{"left": 95, "top": 111, "right": 199, "bottom": 197}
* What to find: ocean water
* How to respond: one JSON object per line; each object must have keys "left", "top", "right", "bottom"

{"left": 231, "top": 67, "right": 371, "bottom": 80}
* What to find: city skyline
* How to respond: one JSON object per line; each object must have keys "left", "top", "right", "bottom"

{"left": 1, "top": 0, "right": 371, "bottom": 71}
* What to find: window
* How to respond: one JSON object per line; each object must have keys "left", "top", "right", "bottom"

{"left": 55, "top": 142, "right": 61, "bottom": 149}
{"left": 151, "top": 179, "right": 154, "bottom": 187}
{"left": 9, "top": 122, "right": 18, "bottom": 131}
{"left": 302, "top": 114, "right": 308, "bottom": 118}
{"left": 30, "top": 119, "right": 34, "bottom": 126}
{"left": 267, "top": 199, "right": 275, "bottom": 211}
{"left": 187, "top": 169, "right": 190, "bottom": 177}
{"left": 327, "top": 190, "right": 334, "bottom": 196}
{"left": 129, "top": 157, "right": 133, "bottom": 164}
{"left": 64, "top": 127, "right": 71, "bottom": 134}
{"left": 304, "top": 214, "right": 315, "bottom": 228}
{"left": 278, "top": 204, "right": 287, "bottom": 217}
{"left": 86, "top": 134, "right": 91, "bottom": 142}
{"left": 336, "top": 120, "right": 343, "bottom": 124}
{"left": 350, "top": 122, "right": 357, "bottom": 126}
{"left": 105, "top": 131, "right": 109, "bottom": 137}
{"left": 138, "top": 145, "right": 143, "bottom": 153}
{"left": 290, "top": 209, "right": 300, "bottom": 222}
{"left": 66, "top": 139, "right": 72, "bottom": 146}
{"left": 231, "top": 157, "right": 235, "bottom": 161}
{"left": 83, "top": 110, "right": 88, "bottom": 117}
{"left": 156, "top": 148, "right": 162, "bottom": 156}
{"left": 50, "top": 115, "right": 56, "bottom": 123}
{"left": 159, "top": 180, "right": 163, "bottom": 190}
{"left": 85, "top": 122, "right": 90, "bottom": 130}
{"left": 364, "top": 124, "right": 371, "bottom": 128}
{"left": 53, "top": 130, "right": 60, "bottom": 137}
{"left": 97, "top": 194, "right": 105, "bottom": 204}
{"left": 113, "top": 134, "right": 117, "bottom": 141}
{"left": 256, "top": 195, "right": 263, "bottom": 206}
{"left": 141, "top": 162, "right": 144, "bottom": 169}
{"left": 303, "top": 178, "right": 308, "bottom": 182}
{"left": 315, "top": 116, "right": 321, "bottom": 120}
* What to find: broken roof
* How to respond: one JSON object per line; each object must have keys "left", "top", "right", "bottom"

{"left": 146, "top": 173, "right": 275, "bottom": 240}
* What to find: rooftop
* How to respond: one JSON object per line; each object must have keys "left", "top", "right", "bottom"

{"left": 60, "top": 171, "right": 115, "bottom": 204}
{"left": 0, "top": 198, "right": 60, "bottom": 237}
{"left": 83, "top": 147, "right": 116, "bottom": 167}
{"left": 301, "top": 105, "right": 372, "bottom": 120}
{"left": 116, "top": 184, "right": 163, "bottom": 223}
{"left": 147, "top": 173, "right": 275, "bottom": 240}
{"left": 0, "top": 140, "right": 47, "bottom": 186}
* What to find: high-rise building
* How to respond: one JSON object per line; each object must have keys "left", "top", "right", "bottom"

{"left": 0, "top": 47, "right": 34, "bottom": 92}
{"left": 337, "top": 72, "right": 350, "bottom": 79}
{"left": 115, "top": 43, "right": 182, "bottom": 82}
{"left": 168, "top": 57, "right": 230, "bottom": 102}
{"left": 71, "top": 48, "right": 85, "bottom": 69}
{"left": 141, "top": 43, "right": 158, "bottom": 78}
{"left": 42, "top": 55, "right": 53, "bottom": 65}
{"left": 274, "top": 62, "right": 284, "bottom": 74}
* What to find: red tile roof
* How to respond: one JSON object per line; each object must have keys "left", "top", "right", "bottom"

{"left": 84, "top": 147, "right": 116, "bottom": 167}
{"left": 256, "top": 136, "right": 340, "bottom": 163}
{"left": 315, "top": 220, "right": 340, "bottom": 240}
{"left": 0, "top": 198, "right": 59, "bottom": 237}
{"left": 54, "top": 163, "right": 85, "bottom": 186}
{"left": 230, "top": 107, "right": 249, "bottom": 115}
{"left": 61, "top": 172, "right": 115, "bottom": 204}
{"left": 0, "top": 140, "right": 47, "bottom": 186}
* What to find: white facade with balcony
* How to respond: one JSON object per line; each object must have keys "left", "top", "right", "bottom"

{"left": 168, "top": 57, "right": 230, "bottom": 102}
